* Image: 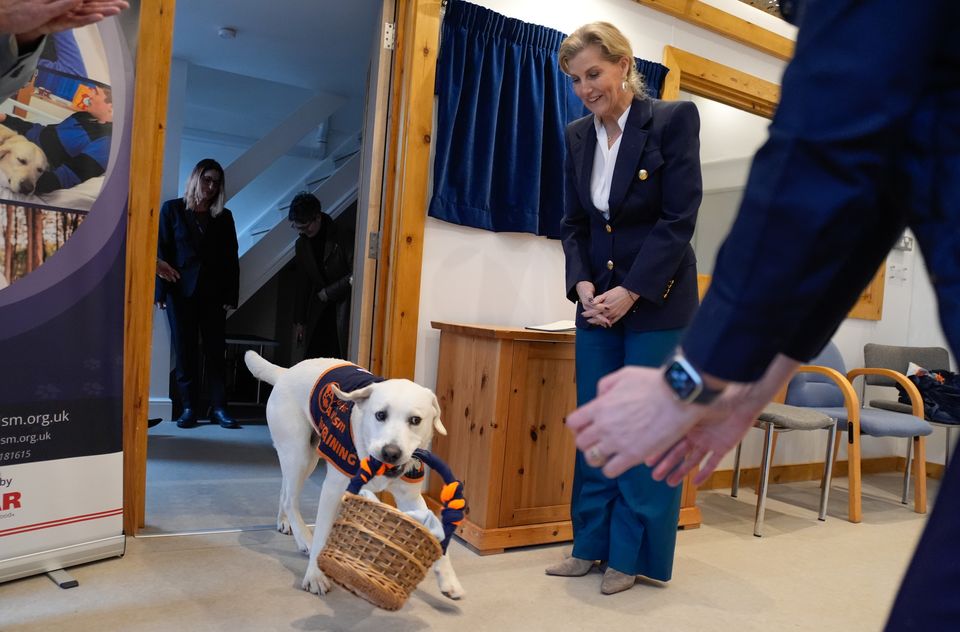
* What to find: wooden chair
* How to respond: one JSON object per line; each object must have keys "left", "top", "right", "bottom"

{"left": 788, "top": 343, "right": 932, "bottom": 523}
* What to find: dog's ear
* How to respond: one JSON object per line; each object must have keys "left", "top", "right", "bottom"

{"left": 332, "top": 383, "right": 375, "bottom": 403}
{"left": 431, "top": 393, "right": 447, "bottom": 436}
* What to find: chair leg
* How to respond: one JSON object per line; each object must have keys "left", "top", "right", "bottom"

{"left": 914, "top": 435, "right": 927, "bottom": 514}
{"left": 754, "top": 424, "right": 775, "bottom": 537}
{"left": 756, "top": 432, "right": 778, "bottom": 494}
{"left": 848, "top": 427, "right": 863, "bottom": 524}
{"left": 825, "top": 430, "right": 842, "bottom": 490}
{"left": 902, "top": 438, "right": 913, "bottom": 505}
{"left": 732, "top": 442, "right": 743, "bottom": 498}
{"left": 946, "top": 426, "right": 954, "bottom": 466}
{"left": 819, "top": 422, "right": 838, "bottom": 521}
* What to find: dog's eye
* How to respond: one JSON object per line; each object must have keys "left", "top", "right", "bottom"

{"left": 408, "top": 416, "right": 422, "bottom": 426}
{"left": 375, "top": 410, "right": 387, "bottom": 422}
{"left": 17, "top": 158, "right": 26, "bottom": 165}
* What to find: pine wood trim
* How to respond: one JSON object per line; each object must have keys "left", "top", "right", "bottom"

{"left": 373, "top": 0, "right": 441, "bottom": 379}
{"left": 633, "top": 0, "right": 794, "bottom": 61}
{"left": 847, "top": 262, "right": 886, "bottom": 321}
{"left": 699, "top": 456, "right": 902, "bottom": 490}
{"left": 122, "top": 0, "right": 176, "bottom": 534}
{"left": 355, "top": 1, "right": 396, "bottom": 367}
{"left": 661, "top": 45, "right": 780, "bottom": 117}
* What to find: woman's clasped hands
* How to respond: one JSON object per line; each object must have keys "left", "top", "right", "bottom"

{"left": 577, "top": 280, "right": 638, "bottom": 328}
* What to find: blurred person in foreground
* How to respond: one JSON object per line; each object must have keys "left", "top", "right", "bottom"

{"left": 565, "top": 1, "right": 960, "bottom": 627}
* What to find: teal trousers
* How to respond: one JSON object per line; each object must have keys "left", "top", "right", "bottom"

{"left": 570, "top": 325, "right": 683, "bottom": 580}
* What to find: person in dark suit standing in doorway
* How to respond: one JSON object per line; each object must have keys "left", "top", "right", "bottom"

{"left": 156, "top": 158, "right": 240, "bottom": 429}
{"left": 289, "top": 192, "right": 352, "bottom": 360}
{"left": 545, "top": 22, "right": 702, "bottom": 595}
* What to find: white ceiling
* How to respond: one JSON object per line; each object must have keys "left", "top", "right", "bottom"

{"left": 172, "top": 0, "right": 382, "bottom": 96}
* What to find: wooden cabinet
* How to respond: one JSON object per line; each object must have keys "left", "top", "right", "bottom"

{"left": 426, "top": 321, "right": 701, "bottom": 554}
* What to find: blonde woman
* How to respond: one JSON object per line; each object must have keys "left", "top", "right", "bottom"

{"left": 547, "top": 22, "right": 702, "bottom": 594}
{"left": 156, "top": 158, "right": 240, "bottom": 429}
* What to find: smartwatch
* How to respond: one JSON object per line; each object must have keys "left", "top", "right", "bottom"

{"left": 663, "top": 353, "right": 724, "bottom": 405}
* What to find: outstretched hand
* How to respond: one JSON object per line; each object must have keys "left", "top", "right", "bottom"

{"left": 566, "top": 353, "right": 800, "bottom": 483}
{"left": 0, "top": 0, "right": 79, "bottom": 36}
{"left": 12, "top": 0, "right": 129, "bottom": 43}
{"left": 566, "top": 366, "right": 706, "bottom": 478}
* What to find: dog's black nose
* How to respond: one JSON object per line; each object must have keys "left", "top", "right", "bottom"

{"left": 19, "top": 182, "right": 33, "bottom": 194}
{"left": 381, "top": 444, "right": 402, "bottom": 464}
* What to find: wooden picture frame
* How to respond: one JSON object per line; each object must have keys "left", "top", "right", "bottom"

{"left": 662, "top": 46, "right": 885, "bottom": 321}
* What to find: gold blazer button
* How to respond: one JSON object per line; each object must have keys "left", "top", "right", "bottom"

{"left": 638, "top": 169, "right": 648, "bottom": 181}
{"left": 605, "top": 223, "right": 612, "bottom": 233}
{"left": 607, "top": 260, "right": 614, "bottom": 270}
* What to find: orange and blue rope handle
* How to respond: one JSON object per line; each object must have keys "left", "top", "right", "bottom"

{"left": 346, "top": 449, "right": 466, "bottom": 553}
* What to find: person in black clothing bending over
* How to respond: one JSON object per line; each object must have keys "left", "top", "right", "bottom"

{"left": 289, "top": 192, "right": 352, "bottom": 360}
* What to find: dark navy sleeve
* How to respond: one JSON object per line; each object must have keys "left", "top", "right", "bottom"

{"left": 682, "top": 0, "right": 946, "bottom": 381}
{"left": 560, "top": 122, "right": 592, "bottom": 303}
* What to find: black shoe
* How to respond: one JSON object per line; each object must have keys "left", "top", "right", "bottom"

{"left": 175, "top": 408, "right": 198, "bottom": 429}
{"left": 211, "top": 408, "right": 240, "bottom": 429}
{"left": 147, "top": 417, "right": 163, "bottom": 428}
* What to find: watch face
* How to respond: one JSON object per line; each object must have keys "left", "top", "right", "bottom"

{"left": 665, "top": 360, "right": 699, "bottom": 401}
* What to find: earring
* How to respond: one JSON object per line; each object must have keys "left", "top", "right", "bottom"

{"left": 621, "top": 80, "right": 628, "bottom": 92}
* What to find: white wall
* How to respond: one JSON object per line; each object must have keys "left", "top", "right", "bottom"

{"left": 415, "top": 0, "right": 951, "bottom": 471}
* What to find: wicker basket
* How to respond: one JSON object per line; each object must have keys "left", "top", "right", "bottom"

{"left": 318, "top": 492, "right": 443, "bottom": 610}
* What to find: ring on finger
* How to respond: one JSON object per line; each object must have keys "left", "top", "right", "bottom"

{"left": 586, "top": 446, "right": 607, "bottom": 465}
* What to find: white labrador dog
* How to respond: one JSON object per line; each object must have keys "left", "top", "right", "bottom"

{"left": 244, "top": 351, "right": 464, "bottom": 600}
{"left": 0, "top": 125, "right": 47, "bottom": 196}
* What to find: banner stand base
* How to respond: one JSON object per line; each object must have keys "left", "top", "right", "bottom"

{"left": 1, "top": 535, "right": 125, "bottom": 585}
{"left": 46, "top": 568, "right": 79, "bottom": 589}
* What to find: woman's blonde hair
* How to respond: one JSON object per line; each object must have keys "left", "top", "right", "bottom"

{"left": 558, "top": 22, "right": 645, "bottom": 97}
{"left": 184, "top": 158, "right": 226, "bottom": 217}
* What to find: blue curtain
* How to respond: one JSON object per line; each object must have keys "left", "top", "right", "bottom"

{"left": 429, "top": 0, "right": 669, "bottom": 239}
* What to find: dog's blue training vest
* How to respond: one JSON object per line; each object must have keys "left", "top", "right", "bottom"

{"left": 308, "top": 363, "right": 425, "bottom": 483}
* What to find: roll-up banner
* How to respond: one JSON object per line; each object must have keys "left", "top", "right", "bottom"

{"left": 0, "top": 19, "right": 133, "bottom": 583}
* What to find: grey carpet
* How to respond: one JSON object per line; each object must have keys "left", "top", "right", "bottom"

{"left": 3, "top": 472, "right": 938, "bottom": 631}
{"left": 145, "top": 414, "right": 327, "bottom": 534}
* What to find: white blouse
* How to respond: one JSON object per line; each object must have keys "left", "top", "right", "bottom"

{"left": 590, "top": 104, "right": 631, "bottom": 220}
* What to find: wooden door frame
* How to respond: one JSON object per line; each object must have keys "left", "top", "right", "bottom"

{"left": 352, "top": 0, "right": 398, "bottom": 366}
{"left": 370, "top": 0, "right": 441, "bottom": 378}
{"left": 123, "top": 0, "right": 176, "bottom": 534}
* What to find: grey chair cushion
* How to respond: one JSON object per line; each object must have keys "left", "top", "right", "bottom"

{"left": 863, "top": 344, "right": 950, "bottom": 386}
{"left": 814, "top": 406, "right": 934, "bottom": 438}
{"left": 758, "top": 402, "right": 836, "bottom": 430}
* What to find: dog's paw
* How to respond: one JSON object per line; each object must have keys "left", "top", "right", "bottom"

{"left": 277, "top": 519, "right": 292, "bottom": 536}
{"left": 295, "top": 539, "right": 311, "bottom": 555}
{"left": 302, "top": 567, "right": 332, "bottom": 595}
{"left": 436, "top": 570, "right": 465, "bottom": 600}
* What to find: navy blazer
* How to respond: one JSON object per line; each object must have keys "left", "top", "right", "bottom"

{"left": 561, "top": 97, "right": 702, "bottom": 331}
{"left": 682, "top": 0, "right": 960, "bottom": 385}
{"left": 155, "top": 198, "right": 240, "bottom": 307}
